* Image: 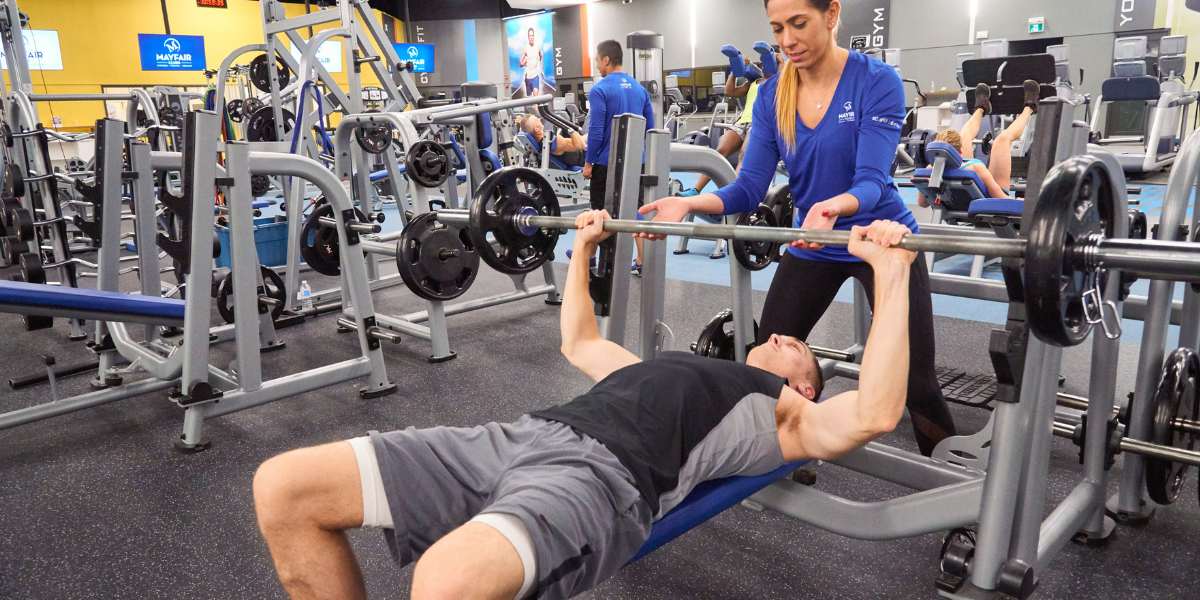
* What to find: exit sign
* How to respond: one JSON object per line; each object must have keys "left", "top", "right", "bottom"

{"left": 197, "top": 0, "right": 227, "bottom": 7}
{"left": 1028, "top": 17, "right": 1045, "bottom": 34}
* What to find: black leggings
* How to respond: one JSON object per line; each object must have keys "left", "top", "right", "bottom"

{"left": 757, "top": 252, "right": 957, "bottom": 456}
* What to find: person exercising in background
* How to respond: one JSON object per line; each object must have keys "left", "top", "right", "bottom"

{"left": 584, "top": 39, "right": 656, "bottom": 275}
{"left": 682, "top": 43, "right": 783, "bottom": 197}
{"left": 916, "top": 81, "right": 1040, "bottom": 206}
{"left": 253, "top": 212, "right": 918, "bottom": 600}
{"left": 521, "top": 115, "right": 587, "bottom": 168}
{"left": 520, "top": 27, "right": 544, "bottom": 96}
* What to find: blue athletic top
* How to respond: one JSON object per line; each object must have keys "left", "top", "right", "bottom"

{"left": 714, "top": 51, "right": 918, "bottom": 262}
{"left": 961, "top": 158, "right": 984, "bottom": 168}
{"left": 586, "top": 71, "right": 656, "bottom": 166}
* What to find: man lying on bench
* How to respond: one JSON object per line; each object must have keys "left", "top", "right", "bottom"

{"left": 917, "top": 81, "right": 1039, "bottom": 206}
{"left": 252, "top": 213, "right": 915, "bottom": 600}
{"left": 521, "top": 114, "right": 587, "bottom": 169}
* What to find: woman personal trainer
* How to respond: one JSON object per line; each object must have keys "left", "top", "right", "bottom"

{"left": 640, "top": 0, "right": 957, "bottom": 455}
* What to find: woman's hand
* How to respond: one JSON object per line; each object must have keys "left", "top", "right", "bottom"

{"left": 792, "top": 201, "right": 840, "bottom": 250}
{"left": 635, "top": 197, "right": 693, "bottom": 240}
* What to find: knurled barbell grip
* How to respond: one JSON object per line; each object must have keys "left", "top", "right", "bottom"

{"left": 319, "top": 216, "right": 381, "bottom": 234}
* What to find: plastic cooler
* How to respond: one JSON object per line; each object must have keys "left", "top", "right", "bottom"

{"left": 215, "top": 217, "right": 289, "bottom": 268}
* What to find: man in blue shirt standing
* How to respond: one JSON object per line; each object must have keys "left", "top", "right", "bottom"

{"left": 585, "top": 39, "right": 656, "bottom": 272}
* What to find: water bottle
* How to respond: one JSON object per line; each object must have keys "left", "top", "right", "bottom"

{"left": 299, "top": 280, "right": 314, "bottom": 311}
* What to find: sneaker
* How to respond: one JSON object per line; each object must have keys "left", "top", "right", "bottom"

{"left": 678, "top": 187, "right": 700, "bottom": 198}
{"left": 631, "top": 262, "right": 643, "bottom": 277}
{"left": 973, "top": 83, "right": 992, "bottom": 116}
{"left": 1023, "top": 79, "right": 1040, "bottom": 113}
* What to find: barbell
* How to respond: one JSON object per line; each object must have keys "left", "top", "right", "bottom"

{"left": 423, "top": 161, "right": 1200, "bottom": 348}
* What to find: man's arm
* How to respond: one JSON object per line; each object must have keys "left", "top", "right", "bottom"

{"left": 725, "top": 74, "right": 751, "bottom": 97}
{"left": 559, "top": 211, "right": 640, "bottom": 381}
{"left": 779, "top": 224, "right": 913, "bottom": 461}
{"left": 585, "top": 86, "right": 608, "bottom": 166}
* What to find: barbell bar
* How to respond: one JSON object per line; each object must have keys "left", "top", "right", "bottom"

{"left": 431, "top": 210, "right": 1200, "bottom": 285}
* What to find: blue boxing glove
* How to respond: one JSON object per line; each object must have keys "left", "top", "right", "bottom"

{"left": 721, "top": 44, "right": 746, "bottom": 78}
{"left": 753, "top": 41, "right": 777, "bottom": 77}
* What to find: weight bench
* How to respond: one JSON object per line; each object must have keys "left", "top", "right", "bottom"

{"left": 0, "top": 280, "right": 186, "bottom": 327}
{"left": 631, "top": 461, "right": 805, "bottom": 562}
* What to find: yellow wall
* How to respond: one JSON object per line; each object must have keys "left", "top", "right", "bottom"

{"left": 3, "top": 0, "right": 403, "bottom": 130}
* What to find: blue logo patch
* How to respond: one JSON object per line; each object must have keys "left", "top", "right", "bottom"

{"left": 395, "top": 43, "right": 435, "bottom": 74}
{"left": 138, "top": 34, "right": 206, "bottom": 71}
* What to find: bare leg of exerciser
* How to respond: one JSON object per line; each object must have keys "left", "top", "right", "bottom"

{"left": 254, "top": 442, "right": 369, "bottom": 600}
{"left": 958, "top": 108, "right": 985, "bottom": 159}
{"left": 988, "top": 106, "right": 1033, "bottom": 193}
{"left": 690, "top": 130, "right": 743, "bottom": 193}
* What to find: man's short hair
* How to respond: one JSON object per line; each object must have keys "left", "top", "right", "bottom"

{"left": 596, "top": 40, "right": 623, "bottom": 66}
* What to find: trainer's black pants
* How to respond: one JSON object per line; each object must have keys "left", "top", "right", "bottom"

{"left": 757, "top": 252, "right": 957, "bottom": 456}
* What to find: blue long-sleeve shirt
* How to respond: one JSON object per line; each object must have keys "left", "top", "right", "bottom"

{"left": 714, "top": 51, "right": 917, "bottom": 262}
{"left": 586, "top": 71, "right": 656, "bottom": 166}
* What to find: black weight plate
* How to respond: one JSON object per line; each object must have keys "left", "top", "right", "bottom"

{"left": 250, "top": 174, "right": 271, "bottom": 197}
{"left": 1146, "top": 347, "right": 1199, "bottom": 505}
{"left": 468, "top": 167, "right": 561, "bottom": 275}
{"left": 299, "top": 202, "right": 343, "bottom": 276}
{"left": 355, "top": 121, "right": 393, "bottom": 154}
{"left": 249, "top": 54, "right": 291, "bottom": 93}
{"left": 692, "top": 308, "right": 758, "bottom": 361}
{"left": 9, "top": 207, "right": 34, "bottom": 242}
{"left": 242, "top": 97, "right": 264, "bottom": 117}
{"left": 395, "top": 212, "right": 480, "bottom": 302}
{"left": 17, "top": 253, "right": 52, "bottom": 330}
{"left": 732, "top": 204, "right": 781, "bottom": 271}
{"left": 245, "top": 107, "right": 295, "bottom": 143}
{"left": 216, "top": 266, "right": 287, "bottom": 324}
{"left": 226, "top": 99, "right": 245, "bottom": 123}
{"left": 157, "top": 104, "right": 182, "bottom": 127}
{"left": 404, "top": 140, "right": 452, "bottom": 188}
{"left": 764, "top": 184, "right": 793, "bottom": 228}
{"left": 5, "top": 161, "right": 25, "bottom": 199}
{"left": 1024, "top": 156, "right": 1116, "bottom": 347}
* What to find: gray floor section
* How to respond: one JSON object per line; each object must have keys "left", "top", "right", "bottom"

{"left": 0, "top": 261, "right": 1197, "bottom": 599}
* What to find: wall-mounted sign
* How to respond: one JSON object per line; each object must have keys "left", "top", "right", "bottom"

{"left": 395, "top": 43, "right": 436, "bottom": 74}
{"left": 196, "top": 0, "right": 227, "bottom": 7}
{"left": 289, "top": 40, "right": 343, "bottom": 73}
{"left": 1028, "top": 16, "right": 1046, "bottom": 34}
{"left": 0, "top": 29, "right": 64, "bottom": 71}
{"left": 138, "top": 34, "right": 206, "bottom": 71}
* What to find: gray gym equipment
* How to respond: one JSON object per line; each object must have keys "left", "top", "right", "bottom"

{"left": 331, "top": 95, "right": 564, "bottom": 361}
{"left": 1089, "top": 35, "right": 1198, "bottom": 173}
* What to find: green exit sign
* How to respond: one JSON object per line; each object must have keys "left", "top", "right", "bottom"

{"left": 1028, "top": 17, "right": 1045, "bottom": 34}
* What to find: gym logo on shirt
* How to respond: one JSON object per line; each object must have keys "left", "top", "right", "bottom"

{"left": 837, "top": 101, "right": 855, "bottom": 123}
{"left": 870, "top": 115, "right": 904, "bottom": 130}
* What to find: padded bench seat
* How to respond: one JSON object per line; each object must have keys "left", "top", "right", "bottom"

{"left": 968, "top": 198, "right": 1024, "bottom": 218}
{"left": 630, "top": 461, "right": 805, "bottom": 562}
{"left": 0, "top": 280, "right": 186, "bottom": 326}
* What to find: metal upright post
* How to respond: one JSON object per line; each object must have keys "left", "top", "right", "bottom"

{"left": 639, "top": 129, "right": 670, "bottom": 359}
{"left": 91, "top": 120, "right": 128, "bottom": 385}
{"left": 602, "top": 114, "right": 647, "bottom": 346}
{"left": 128, "top": 142, "right": 164, "bottom": 342}
{"left": 224, "top": 142, "right": 265, "bottom": 391}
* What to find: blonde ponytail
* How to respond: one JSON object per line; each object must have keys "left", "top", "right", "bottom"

{"left": 774, "top": 60, "right": 800, "bottom": 154}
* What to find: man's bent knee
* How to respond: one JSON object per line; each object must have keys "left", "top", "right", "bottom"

{"left": 253, "top": 442, "right": 364, "bottom": 532}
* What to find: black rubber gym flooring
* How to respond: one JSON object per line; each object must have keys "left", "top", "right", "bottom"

{"left": 1, "top": 262, "right": 1196, "bottom": 599}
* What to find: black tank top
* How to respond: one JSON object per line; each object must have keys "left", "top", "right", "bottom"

{"left": 531, "top": 352, "right": 786, "bottom": 513}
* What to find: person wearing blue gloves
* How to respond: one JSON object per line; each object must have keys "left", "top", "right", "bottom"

{"left": 640, "top": 0, "right": 957, "bottom": 456}
{"left": 682, "top": 42, "right": 782, "bottom": 197}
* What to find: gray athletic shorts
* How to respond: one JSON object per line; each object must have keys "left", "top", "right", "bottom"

{"left": 368, "top": 415, "right": 653, "bottom": 599}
